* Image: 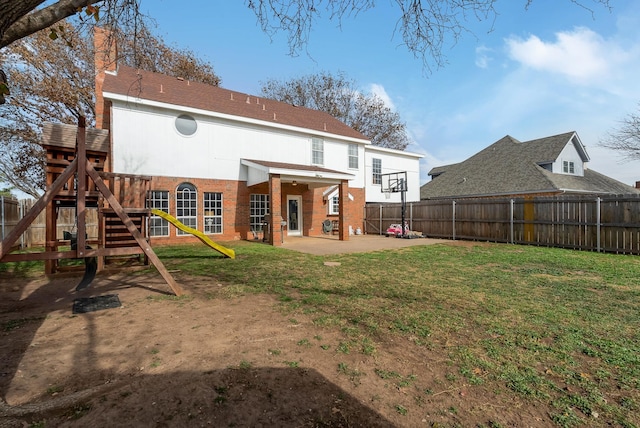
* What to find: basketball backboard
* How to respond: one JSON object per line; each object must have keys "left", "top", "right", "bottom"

{"left": 380, "top": 171, "right": 407, "bottom": 194}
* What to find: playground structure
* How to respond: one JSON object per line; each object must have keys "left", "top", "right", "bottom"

{"left": 0, "top": 119, "right": 212, "bottom": 296}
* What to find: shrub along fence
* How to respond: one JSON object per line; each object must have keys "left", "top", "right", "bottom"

{"left": 364, "top": 194, "right": 640, "bottom": 255}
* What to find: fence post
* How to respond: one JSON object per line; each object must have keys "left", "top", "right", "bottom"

{"left": 409, "top": 202, "right": 413, "bottom": 230}
{"left": 596, "top": 197, "right": 601, "bottom": 252}
{"left": 363, "top": 205, "right": 366, "bottom": 235}
{"left": 20, "top": 199, "right": 25, "bottom": 249}
{"left": 452, "top": 200, "right": 456, "bottom": 240}
{"left": 510, "top": 199, "right": 514, "bottom": 244}
{"left": 1, "top": 195, "right": 4, "bottom": 240}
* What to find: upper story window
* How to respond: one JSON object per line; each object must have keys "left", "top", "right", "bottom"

{"left": 563, "top": 161, "right": 575, "bottom": 174}
{"left": 175, "top": 114, "right": 197, "bottom": 136}
{"left": 372, "top": 158, "right": 382, "bottom": 185}
{"left": 312, "top": 138, "right": 324, "bottom": 165}
{"left": 348, "top": 144, "right": 358, "bottom": 169}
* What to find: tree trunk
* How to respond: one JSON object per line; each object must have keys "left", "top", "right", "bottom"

{"left": 0, "top": 0, "right": 98, "bottom": 49}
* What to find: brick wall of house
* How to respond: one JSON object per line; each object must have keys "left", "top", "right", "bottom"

{"left": 148, "top": 176, "right": 366, "bottom": 245}
{"left": 149, "top": 176, "right": 249, "bottom": 245}
{"left": 306, "top": 186, "right": 365, "bottom": 237}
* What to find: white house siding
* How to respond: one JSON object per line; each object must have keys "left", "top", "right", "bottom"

{"left": 109, "top": 101, "right": 371, "bottom": 188}
{"left": 552, "top": 142, "right": 585, "bottom": 176}
{"left": 364, "top": 146, "right": 423, "bottom": 203}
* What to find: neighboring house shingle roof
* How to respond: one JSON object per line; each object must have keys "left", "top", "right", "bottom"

{"left": 421, "top": 132, "right": 639, "bottom": 199}
{"left": 428, "top": 163, "right": 458, "bottom": 178}
{"left": 102, "top": 66, "right": 368, "bottom": 141}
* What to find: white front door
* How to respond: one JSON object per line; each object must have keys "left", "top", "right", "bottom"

{"left": 287, "top": 195, "right": 302, "bottom": 236}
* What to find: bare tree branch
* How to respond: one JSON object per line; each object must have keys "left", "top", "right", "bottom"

{"left": 1, "top": 0, "right": 99, "bottom": 48}
{"left": 0, "top": 19, "right": 221, "bottom": 197}
{"left": 261, "top": 71, "right": 410, "bottom": 149}
{"left": 246, "top": 0, "right": 613, "bottom": 73}
{"left": 600, "top": 104, "right": 640, "bottom": 162}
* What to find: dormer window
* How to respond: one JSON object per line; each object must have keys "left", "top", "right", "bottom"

{"left": 563, "top": 161, "right": 575, "bottom": 174}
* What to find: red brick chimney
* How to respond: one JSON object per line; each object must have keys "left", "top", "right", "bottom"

{"left": 636, "top": 181, "right": 640, "bottom": 189}
{"left": 94, "top": 27, "right": 117, "bottom": 131}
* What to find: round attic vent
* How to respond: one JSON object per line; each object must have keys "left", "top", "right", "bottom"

{"left": 175, "top": 114, "right": 197, "bottom": 136}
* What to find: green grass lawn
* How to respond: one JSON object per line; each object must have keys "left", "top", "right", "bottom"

{"left": 155, "top": 241, "right": 640, "bottom": 427}
{"left": 3, "top": 241, "right": 639, "bottom": 426}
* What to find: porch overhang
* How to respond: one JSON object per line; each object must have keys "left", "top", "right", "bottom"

{"left": 241, "top": 159, "right": 355, "bottom": 187}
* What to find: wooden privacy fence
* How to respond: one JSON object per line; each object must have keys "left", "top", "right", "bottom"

{"left": 1, "top": 196, "right": 22, "bottom": 250}
{"left": 1, "top": 197, "right": 99, "bottom": 249}
{"left": 364, "top": 194, "right": 640, "bottom": 255}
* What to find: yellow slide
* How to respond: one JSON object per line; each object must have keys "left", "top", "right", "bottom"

{"left": 151, "top": 209, "right": 235, "bottom": 259}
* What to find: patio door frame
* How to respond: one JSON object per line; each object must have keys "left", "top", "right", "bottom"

{"left": 286, "top": 195, "right": 302, "bottom": 236}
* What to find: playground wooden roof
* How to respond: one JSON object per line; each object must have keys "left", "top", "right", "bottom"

{"left": 41, "top": 122, "right": 109, "bottom": 153}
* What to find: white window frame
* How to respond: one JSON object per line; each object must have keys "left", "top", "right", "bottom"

{"left": 329, "top": 195, "right": 340, "bottom": 215}
{"left": 203, "top": 192, "right": 223, "bottom": 234}
{"left": 325, "top": 187, "right": 353, "bottom": 214}
{"left": 176, "top": 183, "right": 197, "bottom": 235}
{"left": 348, "top": 144, "right": 358, "bottom": 169}
{"left": 563, "top": 161, "right": 575, "bottom": 174}
{"left": 148, "top": 190, "right": 169, "bottom": 237}
{"left": 312, "top": 138, "right": 324, "bottom": 165}
{"left": 250, "top": 194, "right": 270, "bottom": 231}
{"left": 372, "top": 158, "right": 382, "bottom": 185}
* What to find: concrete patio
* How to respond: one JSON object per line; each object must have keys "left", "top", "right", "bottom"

{"left": 279, "top": 234, "right": 449, "bottom": 256}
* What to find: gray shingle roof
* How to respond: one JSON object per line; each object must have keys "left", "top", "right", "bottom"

{"left": 421, "top": 132, "right": 639, "bottom": 199}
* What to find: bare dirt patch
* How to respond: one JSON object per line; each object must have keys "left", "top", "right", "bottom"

{"left": 1, "top": 270, "right": 552, "bottom": 427}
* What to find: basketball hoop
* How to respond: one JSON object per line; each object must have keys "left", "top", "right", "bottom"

{"left": 384, "top": 190, "right": 391, "bottom": 199}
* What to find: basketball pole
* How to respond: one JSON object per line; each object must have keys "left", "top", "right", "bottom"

{"left": 400, "top": 178, "right": 406, "bottom": 238}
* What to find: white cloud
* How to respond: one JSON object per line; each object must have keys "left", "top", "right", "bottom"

{"left": 369, "top": 83, "right": 395, "bottom": 109}
{"left": 397, "top": 5, "right": 640, "bottom": 186}
{"left": 475, "top": 45, "right": 492, "bottom": 69}
{"left": 505, "top": 27, "right": 615, "bottom": 83}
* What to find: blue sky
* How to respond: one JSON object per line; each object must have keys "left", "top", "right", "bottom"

{"left": 149, "top": 0, "right": 640, "bottom": 187}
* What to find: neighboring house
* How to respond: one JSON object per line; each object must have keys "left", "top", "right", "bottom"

{"left": 420, "top": 131, "right": 640, "bottom": 200}
{"left": 93, "top": 30, "right": 422, "bottom": 246}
